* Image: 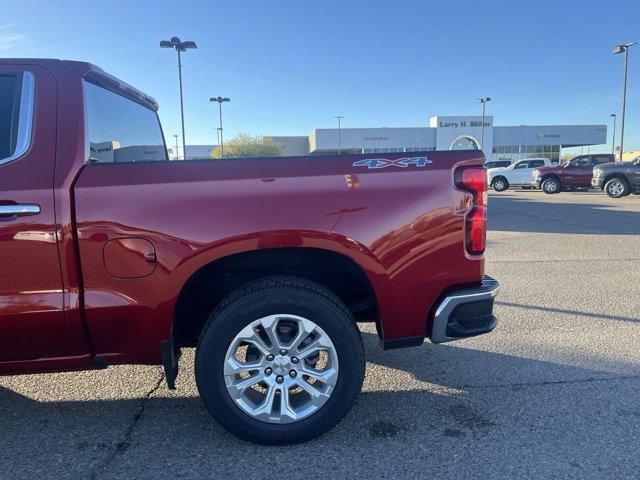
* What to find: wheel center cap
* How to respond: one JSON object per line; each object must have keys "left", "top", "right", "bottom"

{"left": 272, "top": 356, "right": 291, "bottom": 375}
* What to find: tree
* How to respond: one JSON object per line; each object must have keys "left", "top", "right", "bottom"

{"left": 210, "top": 133, "right": 283, "bottom": 158}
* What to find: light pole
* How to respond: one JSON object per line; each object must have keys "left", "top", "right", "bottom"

{"left": 174, "top": 134, "right": 179, "bottom": 160}
{"left": 334, "top": 116, "right": 344, "bottom": 154}
{"left": 160, "top": 37, "right": 197, "bottom": 160}
{"left": 210, "top": 97, "right": 230, "bottom": 156}
{"left": 610, "top": 113, "right": 617, "bottom": 156}
{"left": 478, "top": 97, "right": 491, "bottom": 150}
{"left": 613, "top": 42, "right": 636, "bottom": 161}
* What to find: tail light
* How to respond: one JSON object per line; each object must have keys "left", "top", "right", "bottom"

{"left": 455, "top": 166, "right": 487, "bottom": 256}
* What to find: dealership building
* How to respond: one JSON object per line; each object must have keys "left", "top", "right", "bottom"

{"left": 184, "top": 115, "right": 607, "bottom": 162}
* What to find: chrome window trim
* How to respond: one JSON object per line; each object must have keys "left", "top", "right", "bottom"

{"left": 0, "top": 71, "right": 35, "bottom": 166}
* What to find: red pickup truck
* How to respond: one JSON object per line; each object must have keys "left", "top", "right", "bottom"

{"left": 532, "top": 154, "right": 615, "bottom": 193}
{"left": 0, "top": 59, "right": 499, "bottom": 444}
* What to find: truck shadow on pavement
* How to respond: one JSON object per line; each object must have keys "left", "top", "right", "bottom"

{"left": 359, "top": 331, "right": 629, "bottom": 391}
{"left": 496, "top": 300, "right": 640, "bottom": 325}
{"left": 0, "top": 328, "right": 631, "bottom": 474}
{"left": 488, "top": 193, "right": 640, "bottom": 235}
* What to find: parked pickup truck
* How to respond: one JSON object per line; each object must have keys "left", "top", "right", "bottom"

{"left": 487, "top": 158, "right": 552, "bottom": 191}
{"left": 592, "top": 157, "right": 640, "bottom": 198}
{"left": 532, "top": 154, "right": 614, "bottom": 194}
{"left": 0, "top": 59, "right": 499, "bottom": 444}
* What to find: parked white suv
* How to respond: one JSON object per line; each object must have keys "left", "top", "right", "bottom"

{"left": 487, "top": 158, "right": 553, "bottom": 191}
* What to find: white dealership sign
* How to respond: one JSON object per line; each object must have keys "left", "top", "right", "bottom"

{"left": 430, "top": 116, "right": 494, "bottom": 155}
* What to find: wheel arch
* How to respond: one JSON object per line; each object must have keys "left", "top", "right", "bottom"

{"left": 170, "top": 245, "right": 383, "bottom": 350}
{"left": 541, "top": 173, "right": 561, "bottom": 182}
{"left": 602, "top": 172, "right": 630, "bottom": 187}
{"left": 491, "top": 175, "right": 509, "bottom": 187}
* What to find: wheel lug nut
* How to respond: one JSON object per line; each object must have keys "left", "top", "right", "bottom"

{"left": 279, "top": 349, "right": 287, "bottom": 355}
{"left": 291, "top": 357, "right": 299, "bottom": 364}
{"left": 266, "top": 354, "right": 274, "bottom": 361}
{"left": 289, "top": 370, "right": 297, "bottom": 377}
{"left": 276, "top": 375, "right": 284, "bottom": 383}
{"left": 265, "top": 367, "right": 272, "bottom": 375}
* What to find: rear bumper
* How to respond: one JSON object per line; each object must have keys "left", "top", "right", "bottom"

{"left": 532, "top": 178, "right": 542, "bottom": 187}
{"left": 430, "top": 275, "right": 500, "bottom": 343}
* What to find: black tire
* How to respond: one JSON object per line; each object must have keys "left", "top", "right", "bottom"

{"left": 195, "top": 276, "right": 365, "bottom": 445}
{"left": 604, "top": 177, "right": 629, "bottom": 198}
{"left": 541, "top": 177, "right": 561, "bottom": 194}
{"left": 492, "top": 177, "right": 509, "bottom": 192}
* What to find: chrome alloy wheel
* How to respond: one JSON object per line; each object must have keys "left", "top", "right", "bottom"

{"left": 223, "top": 314, "right": 339, "bottom": 424}
{"left": 607, "top": 179, "right": 624, "bottom": 197}
{"left": 493, "top": 179, "right": 505, "bottom": 190}
{"left": 543, "top": 179, "right": 559, "bottom": 193}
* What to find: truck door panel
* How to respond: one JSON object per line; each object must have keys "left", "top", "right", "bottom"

{"left": 631, "top": 163, "right": 640, "bottom": 187}
{"left": 512, "top": 161, "right": 529, "bottom": 184}
{"left": 565, "top": 156, "right": 589, "bottom": 186}
{"left": 0, "top": 65, "right": 64, "bottom": 361}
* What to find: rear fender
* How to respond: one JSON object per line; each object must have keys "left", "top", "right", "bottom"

{"left": 159, "top": 230, "right": 396, "bottom": 335}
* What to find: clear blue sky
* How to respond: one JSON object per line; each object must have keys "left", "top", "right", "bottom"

{"left": 2, "top": 0, "right": 639, "bottom": 153}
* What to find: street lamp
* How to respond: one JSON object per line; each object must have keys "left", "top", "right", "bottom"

{"left": 210, "top": 97, "right": 230, "bottom": 156}
{"left": 612, "top": 42, "right": 636, "bottom": 161}
{"left": 173, "top": 134, "right": 179, "bottom": 160}
{"left": 478, "top": 97, "right": 491, "bottom": 150}
{"left": 334, "top": 116, "right": 344, "bottom": 154}
{"left": 610, "top": 113, "right": 617, "bottom": 156}
{"left": 160, "top": 36, "right": 197, "bottom": 160}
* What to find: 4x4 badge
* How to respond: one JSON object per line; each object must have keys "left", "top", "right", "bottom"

{"left": 352, "top": 156, "right": 433, "bottom": 169}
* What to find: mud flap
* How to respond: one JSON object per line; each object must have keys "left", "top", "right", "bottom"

{"left": 160, "top": 339, "right": 180, "bottom": 390}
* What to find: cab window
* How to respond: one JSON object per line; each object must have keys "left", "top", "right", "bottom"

{"left": 592, "top": 155, "right": 611, "bottom": 166}
{"left": 513, "top": 161, "right": 529, "bottom": 169}
{"left": 84, "top": 81, "right": 167, "bottom": 164}
{"left": 568, "top": 156, "right": 588, "bottom": 168}
{"left": 0, "top": 72, "right": 34, "bottom": 164}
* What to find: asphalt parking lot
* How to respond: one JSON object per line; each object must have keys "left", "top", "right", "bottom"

{"left": 1, "top": 190, "right": 639, "bottom": 480}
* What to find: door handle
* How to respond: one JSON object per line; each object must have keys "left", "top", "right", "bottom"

{"left": 0, "top": 204, "right": 41, "bottom": 218}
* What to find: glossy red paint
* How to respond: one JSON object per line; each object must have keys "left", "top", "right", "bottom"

{"left": 1, "top": 59, "right": 99, "bottom": 373}
{"left": 72, "top": 152, "right": 484, "bottom": 364}
{"left": 0, "top": 59, "right": 486, "bottom": 374}
{"left": 0, "top": 63, "right": 66, "bottom": 362}
{"left": 103, "top": 237, "right": 157, "bottom": 279}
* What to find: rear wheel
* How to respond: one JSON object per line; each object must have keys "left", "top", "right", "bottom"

{"left": 492, "top": 177, "right": 509, "bottom": 192}
{"left": 195, "top": 276, "right": 365, "bottom": 445}
{"left": 541, "top": 177, "right": 561, "bottom": 194}
{"left": 604, "top": 178, "right": 629, "bottom": 198}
